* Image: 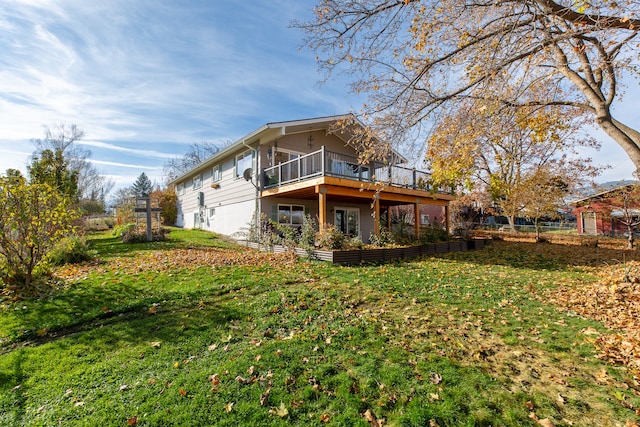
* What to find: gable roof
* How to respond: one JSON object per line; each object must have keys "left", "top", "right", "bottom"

{"left": 169, "top": 114, "right": 404, "bottom": 185}
{"left": 573, "top": 181, "right": 640, "bottom": 207}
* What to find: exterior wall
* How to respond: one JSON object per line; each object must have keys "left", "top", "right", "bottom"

{"left": 261, "top": 197, "right": 376, "bottom": 243}
{"left": 175, "top": 145, "right": 259, "bottom": 235}
{"left": 418, "top": 205, "right": 446, "bottom": 227}
{"left": 575, "top": 204, "right": 625, "bottom": 236}
{"left": 260, "top": 130, "right": 358, "bottom": 170}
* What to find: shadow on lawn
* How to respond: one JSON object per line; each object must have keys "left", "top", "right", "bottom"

{"left": 5, "top": 294, "right": 247, "bottom": 353}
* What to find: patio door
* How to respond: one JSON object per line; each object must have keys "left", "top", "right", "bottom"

{"left": 275, "top": 150, "right": 302, "bottom": 181}
{"left": 335, "top": 207, "right": 359, "bottom": 238}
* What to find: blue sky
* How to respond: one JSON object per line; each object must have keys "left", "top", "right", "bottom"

{"left": 0, "top": 0, "right": 637, "bottom": 189}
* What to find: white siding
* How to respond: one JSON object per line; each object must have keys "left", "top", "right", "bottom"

{"left": 175, "top": 147, "right": 259, "bottom": 236}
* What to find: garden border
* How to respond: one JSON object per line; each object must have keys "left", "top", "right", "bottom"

{"left": 239, "top": 239, "right": 487, "bottom": 265}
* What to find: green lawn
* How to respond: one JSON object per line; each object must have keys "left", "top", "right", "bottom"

{"left": 1, "top": 229, "right": 639, "bottom": 426}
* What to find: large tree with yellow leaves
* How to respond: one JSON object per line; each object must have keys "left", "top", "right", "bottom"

{"left": 296, "top": 0, "right": 640, "bottom": 172}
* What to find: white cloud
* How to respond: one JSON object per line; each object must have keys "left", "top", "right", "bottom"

{"left": 81, "top": 140, "right": 176, "bottom": 160}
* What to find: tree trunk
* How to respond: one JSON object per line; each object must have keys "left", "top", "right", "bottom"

{"left": 599, "top": 118, "right": 640, "bottom": 177}
{"left": 506, "top": 215, "right": 516, "bottom": 232}
{"left": 534, "top": 218, "right": 541, "bottom": 242}
{"left": 628, "top": 225, "right": 635, "bottom": 250}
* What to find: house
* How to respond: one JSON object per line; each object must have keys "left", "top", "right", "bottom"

{"left": 169, "top": 115, "right": 455, "bottom": 243}
{"left": 573, "top": 182, "right": 640, "bottom": 236}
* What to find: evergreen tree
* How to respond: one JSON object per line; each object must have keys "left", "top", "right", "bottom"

{"left": 132, "top": 172, "right": 153, "bottom": 198}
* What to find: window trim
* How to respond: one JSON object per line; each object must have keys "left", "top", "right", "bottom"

{"left": 277, "top": 204, "right": 305, "bottom": 226}
{"left": 212, "top": 164, "right": 222, "bottom": 182}
{"left": 235, "top": 150, "right": 254, "bottom": 179}
{"left": 193, "top": 174, "right": 202, "bottom": 189}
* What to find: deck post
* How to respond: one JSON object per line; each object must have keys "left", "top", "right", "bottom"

{"left": 318, "top": 187, "right": 327, "bottom": 230}
{"left": 414, "top": 202, "right": 420, "bottom": 239}
{"left": 444, "top": 204, "right": 450, "bottom": 234}
{"left": 374, "top": 195, "right": 380, "bottom": 238}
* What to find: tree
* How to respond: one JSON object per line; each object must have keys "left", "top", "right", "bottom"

{"left": 517, "top": 169, "right": 571, "bottom": 241}
{"left": 163, "top": 141, "right": 223, "bottom": 183}
{"left": 28, "top": 148, "right": 79, "bottom": 202}
{"left": 296, "top": 1, "right": 640, "bottom": 172}
{"left": 31, "top": 124, "right": 115, "bottom": 207}
{"left": 0, "top": 174, "right": 79, "bottom": 289}
{"left": 150, "top": 187, "right": 178, "bottom": 226}
{"left": 132, "top": 173, "right": 153, "bottom": 198}
{"left": 427, "top": 99, "right": 598, "bottom": 230}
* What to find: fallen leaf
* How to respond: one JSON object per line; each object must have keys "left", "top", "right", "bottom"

{"left": 209, "top": 373, "right": 220, "bottom": 387}
{"left": 320, "top": 413, "right": 330, "bottom": 423}
{"left": 179, "top": 388, "right": 187, "bottom": 396}
{"left": 119, "top": 385, "right": 128, "bottom": 392}
{"left": 269, "top": 401, "right": 288, "bottom": 418}
{"left": 150, "top": 341, "right": 161, "bottom": 348}
{"left": 363, "top": 409, "right": 384, "bottom": 427}
{"left": 224, "top": 402, "right": 234, "bottom": 413}
{"left": 429, "top": 372, "right": 443, "bottom": 384}
{"left": 260, "top": 388, "right": 271, "bottom": 406}
{"left": 127, "top": 416, "right": 138, "bottom": 425}
{"left": 525, "top": 400, "right": 534, "bottom": 410}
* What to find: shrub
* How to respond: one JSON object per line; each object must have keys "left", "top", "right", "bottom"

{"left": 369, "top": 228, "right": 395, "bottom": 247}
{"left": 46, "top": 236, "right": 96, "bottom": 266}
{"left": 299, "top": 214, "right": 318, "bottom": 253}
{"left": 113, "top": 223, "right": 135, "bottom": 237}
{"left": 121, "top": 228, "right": 166, "bottom": 243}
{"left": 419, "top": 225, "right": 451, "bottom": 244}
{"left": 316, "top": 225, "right": 345, "bottom": 250}
{"left": 0, "top": 177, "right": 79, "bottom": 289}
{"left": 345, "top": 236, "right": 364, "bottom": 250}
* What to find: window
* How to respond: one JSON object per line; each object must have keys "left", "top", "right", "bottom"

{"left": 421, "top": 214, "right": 430, "bottom": 225}
{"left": 176, "top": 183, "right": 184, "bottom": 196}
{"left": 193, "top": 174, "right": 202, "bottom": 189}
{"left": 209, "top": 207, "right": 215, "bottom": 218}
{"left": 335, "top": 207, "right": 359, "bottom": 237}
{"left": 212, "top": 165, "right": 222, "bottom": 182}
{"left": 278, "top": 204, "right": 304, "bottom": 226}
{"left": 235, "top": 150, "right": 253, "bottom": 178}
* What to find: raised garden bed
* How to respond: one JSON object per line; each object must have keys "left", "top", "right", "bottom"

{"left": 240, "top": 239, "right": 487, "bottom": 265}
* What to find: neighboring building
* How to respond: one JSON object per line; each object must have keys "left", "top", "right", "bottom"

{"left": 169, "top": 115, "right": 455, "bottom": 243}
{"left": 573, "top": 182, "right": 640, "bottom": 236}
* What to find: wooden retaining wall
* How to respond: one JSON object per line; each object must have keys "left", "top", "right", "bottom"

{"left": 241, "top": 239, "right": 487, "bottom": 265}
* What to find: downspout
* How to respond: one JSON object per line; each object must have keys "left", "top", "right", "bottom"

{"left": 242, "top": 140, "right": 261, "bottom": 235}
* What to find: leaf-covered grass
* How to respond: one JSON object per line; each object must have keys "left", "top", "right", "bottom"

{"left": 1, "top": 229, "right": 639, "bottom": 426}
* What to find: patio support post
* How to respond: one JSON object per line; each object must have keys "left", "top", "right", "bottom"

{"left": 374, "top": 195, "right": 380, "bottom": 238}
{"left": 387, "top": 208, "right": 392, "bottom": 232}
{"left": 444, "top": 204, "right": 451, "bottom": 234}
{"left": 318, "top": 187, "right": 327, "bottom": 230}
{"left": 414, "top": 202, "right": 420, "bottom": 239}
